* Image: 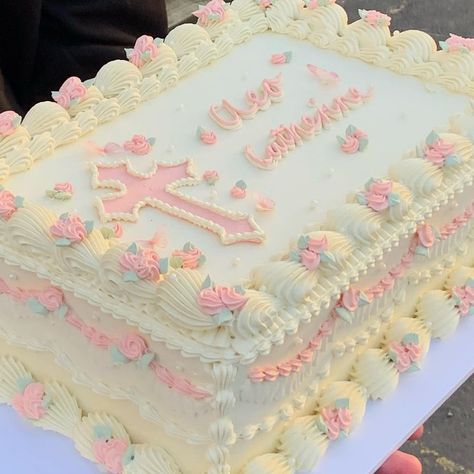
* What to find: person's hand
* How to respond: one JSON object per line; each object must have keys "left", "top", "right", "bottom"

{"left": 375, "top": 425, "right": 424, "bottom": 474}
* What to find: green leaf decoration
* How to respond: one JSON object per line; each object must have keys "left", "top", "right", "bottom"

{"left": 336, "top": 135, "right": 346, "bottom": 146}
{"left": 338, "top": 430, "right": 348, "bottom": 440}
{"left": 358, "top": 137, "right": 369, "bottom": 151}
{"left": 123, "top": 271, "right": 139, "bottom": 282}
{"left": 124, "top": 48, "right": 134, "bottom": 58}
{"left": 402, "top": 333, "right": 419, "bottom": 345}
{"left": 183, "top": 241, "right": 193, "bottom": 252}
{"left": 406, "top": 363, "right": 420, "bottom": 373}
{"left": 110, "top": 346, "right": 130, "bottom": 365}
{"left": 127, "top": 242, "right": 138, "bottom": 255}
{"left": 202, "top": 275, "right": 212, "bottom": 289}
{"left": 27, "top": 298, "right": 49, "bottom": 316}
{"left": 387, "top": 349, "right": 398, "bottom": 363}
{"left": 356, "top": 193, "right": 368, "bottom": 206}
{"left": 320, "top": 251, "right": 336, "bottom": 264}
{"left": 283, "top": 51, "right": 293, "bottom": 62}
{"left": 137, "top": 352, "right": 155, "bottom": 369}
{"left": 159, "top": 258, "right": 169, "bottom": 274}
{"left": 445, "top": 154, "right": 461, "bottom": 167}
{"left": 439, "top": 41, "right": 448, "bottom": 52}
{"left": 153, "top": 37, "right": 164, "bottom": 46}
{"left": 122, "top": 445, "right": 136, "bottom": 466}
{"left": 56, "top": 304, "right": 69, "bottom": 319}
{"left": 147, "top": 137, "right": 156, "bottom": 146}
{"left": 198, "top": 254, "right": 207, "bottom": 266}
{"left": 358, "top": 291, "right": 371, "bottom": 306}
{"left": 17, "top": 376, "right": 34, "bottom": 393}
{"left": 289, "top": 250, "right": 301, "bottom": 262}
{"left": 55, "top": 237, "right": 72, "bottom": 247}
{"left": 388, "top": 192, "right": 400, "bottom": 207}
{"left": 214, "top": 308, "right": 233, "bottom": 325}
{"left": 59, "top": 213, "right": 69, "bottom": 220}
{"left": 14, "top": 196, "right": 24, "bottom": 208}
{"left": 84, "top": 220, "right": 94, "bottom": 234}
{"left": 346, "top": 124, "right": 357, "bottom": 136}
{"left": 466, "top": 278, "right": 474, "bottom": 288}
{"left": 41, "top": 392, "right": 53, "bottom": 408}
{"left": 236, "top": 179, "right": 247, "bottom": 190}
{"left": 426, "top": 130, "right": 439, "bottom": 146}
{"left": 415, "top": 245, "right": 429, "bottom": 257}
{"left": 100, "top": 227, "right": 115, "bottom": 240}
{"left": 94, "top": 425, "right": 113, "bottom": 440}
{"left": 315, "top": 416, "right": 327, "bottom": 434}
{"left": 297, "top": 235, "right": 309, "bottom": 250}
{"left": 468, "top": 306, "right": 474, "bottom": 317}
{"left": 336, "top": 306, "right": 353, "bottom": 323}
{"left": 234, "top": 285, "right": 245, "bottom": 295}
{"left": 335, "top": 398, "right": 350, "bottom": 409}
{"left": 169, "top": 255, "right": 184, "bottom": 269}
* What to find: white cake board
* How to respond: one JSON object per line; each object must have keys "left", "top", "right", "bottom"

{"left": 0, "top": 316, "right": 473, "bottom": 474}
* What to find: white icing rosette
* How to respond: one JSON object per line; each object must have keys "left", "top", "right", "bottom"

{"left": 351, "top": 348, "right": 399, "bottom": 400}
{"left": 279, "top": 415, "right": 329, "bottom": 471}
{"left": 242, "top": 453, "right": 294, "bottom": 474}
{"left": 416, "top": 289, "right": 460, "bottom": 339}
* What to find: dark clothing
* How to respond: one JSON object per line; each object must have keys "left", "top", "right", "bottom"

{"left": 0, "top": 0, "right": 168, "bottom": 114}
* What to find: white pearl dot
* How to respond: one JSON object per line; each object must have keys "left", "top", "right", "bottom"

{"left": 326, "top": 168, "right": 335, "bottom": 177}
{"left": 177, "top": 104, "right": 185, "bottom": 111}
{"left": 209, "top": 190, "right": 218, "bottom": 201}
{"left": 310, "top": 199, "right": 319, "bottom": 209}
{"left": 232, "top": 257, "right": 241, "bottom": 267}
{"left": 168, "top": 145, "right": 176, "bottom": 153}
{"left": 8, "top": 274, "right": 17, "bottom": 280}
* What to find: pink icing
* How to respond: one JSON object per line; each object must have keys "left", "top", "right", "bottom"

{"left": 198, "top": 285, "right": 248, "bottom": 315}
{"left": 255, "top": 196, "right": 275, "bottom": 212}
{"left": 171, "top": 246, "right": 203, "bottom": 269}
{"left": 53, "top": 76, "right": 87, "bottom": 109}
{"left": 92, "top": 438, "right": 129, "bottom": 474}
{"left": 417, "top": 224, "right": 435, "bottom": 248}
{"left": 257, "top": 0, "right": 272, "bottom": 8}
{"left": 271, "top": 53, "right": 289, "bottom": 64}
{"left": 127, "top": 35, "right": 160, "bottom": 68}
{"left": 424, "top": 138, "right": 455, "bottom": 166}
{"left": 0, "top": 189, "right": 19, "bottom": 220}
{"left": 113, "top": 223, "right": 124, "bottom": 238}
{"left": 305, "top": 0, "right": 336, "bottom": 8}
{"left": 362, "top": 179, "right": 393, "bottom": 212}
{"left": 12, "top": 382, "right": 47, "bottom": 420}
{"left": 38, "top": 287, "right": 64, "bottom": 311}
{"left": 118, "top": 333, "right": 149, "bottom": 360}
{"left": 54, "top": 182, "right": 73, "bottom": 194}
{"left": 341, "top": 288, "right": 360, "bottom": 312}
{"left": 307, "top": 64, "right": 340, "bottom": 85}
{"left": 120, "top": 247, "right": 161, "bottom": 281}
{"left": 202, "top": 169, "right": 219, "bottom": 185}
{"left": 231, "top": 186, "right": 246, "bottom": 199}
{"left": 298, "top": 236, "right": 329, "bottom": 271}
{"left": 340, "top": 135, "right": 360, "bottom": 154}
{"left": 452, "top": 285, "right": 474, "bottom": 316}
{"left": 321, "top": 406, "right": 352, "bottom": 440}
{"left": 50, "top": 214, "right": 88, "bottom": 244}
{"left": 0, "top": 110, "right": 21, "bottom": 136}
{"left": 389, "top": 341, "right": 421, "bottom": 373}
{"left": 361, "top": 10, "right": 391, "bottom": 27}
{"left": 123, "top": 134, "right": 152, "bottom": 155}
{"left": 444, "top": 34, "right": 474, "bottom": 53}
{"left": 199, "top": 128, "right": 217, "bottom": 145}
{"left": 94, "top": 161, "right": 262, "bottom": 244}
{"left": 193, "top": 0, "right": 227, "bottom": 26}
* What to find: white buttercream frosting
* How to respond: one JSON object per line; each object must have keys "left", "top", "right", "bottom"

{"left": 389, "top": 159, "right": 443, "bottom": 197}
{"left": 241, "top": 453, "right": 294, "bottom": 474}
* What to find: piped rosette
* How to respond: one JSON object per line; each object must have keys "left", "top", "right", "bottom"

{"left": 0, "top": 186, "right": 24, "bottom": 235}
{"left": 336, "top": 124, "right": 368, "bottom": 153}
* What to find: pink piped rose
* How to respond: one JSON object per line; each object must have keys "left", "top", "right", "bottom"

{"left": 202, "top": 170, "right": 219, "bottom": 185}
{"left": 441, "top": 34, "right": 474, "bottom": 53}
{"left": 127, "top": 35, "right": 160, "bottom": 67}
{"left": 52, "top": 76, "right": 87, "bottom": 109}
{"left": 230, "top": 180, "right": 247, "bottom": 199}
{"left": 304, "top": 0, "right": 336, "bottom": 9}
{"left": 0, "top": 189, "right": 21, "bottom": 220}
{"left": 270, "top": 52, "right": 292, "bottom": 64}
{"left": 92, "top": 438, "right": 129, "bottom": 474}
{"left": 357, "top": 178, "right": 399, "bottom": 212}
{"left": 255, "top": 196, "right": 275, "bottom": 212}
{"left": 423, "top": 133, "right": 457, "bottom": 167}
{"left": 123, "top": 134, "right": 153, "bottom": 155}
{"left": 171, "top": 243, "right": 205, "bottom": 270}
{"left": 320, "top": 406, "right": 352, "bottom": 440}
{"left": 452, "top": 284, "right": 474, "bottom": 316}
{"left": 359, "top": 9, "right": 391, "bottom": 27}
{"left": 38, "top": 287, "right": 64, "bottom": 311}
{"left": 198, "top": 127, "right": 217, "bottom": 145}
{"left": 389, "top": 341, "right": 421, "bottom": 373}
{"left": 417, "top": 224, "right": 435, "bottom": 248}
{"left": 198, "top": 284, "right": 248, "bottom": 316}
{"left": 0, "top": 110, "right": 21, "bottom": 136}
{"left": 118, "top": 333, "right": 149, "bottom": 360}
{"left": 120, "top": 246, "right": 161, "bottom": 281}
{"left": 193, "top": 0, "right": 227, "bottom": 26}
{"left": 50, "top": 213, "right": 91, "bottom": 245}
{"left": 12, "top": 382, "right": 47, "bottom": 420}
{"left": 54, "top": 182, "right": 74, "bottom": 194}
{"left": 291, "top": 235, "right": 332, "bottom": 271}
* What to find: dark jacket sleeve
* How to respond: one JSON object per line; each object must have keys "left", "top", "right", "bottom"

{"left": 0, "top": 0, "right": 168, "bottom": 113}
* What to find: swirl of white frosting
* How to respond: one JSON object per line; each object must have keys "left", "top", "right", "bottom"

{"left": 213, "top": 34, "right": 234, "bottom": 57}
{"left": 351, "top": 348, "right": 399, "bottom": 400}
{"left": 267, "top": 0, "right": 304, "bottom": 34}
{"left": 139, "top": 43, "right": 178, "bottom": 78}
{"left": 228, "top": 20, "right": 253, "bottom": 45}
{"left": 230, "top": 0, "right": 269, "bottom": 33}
{"left": 155, "top": 269, "right": 224, "bottom": 330}
{"left": 450, "top": 108, "right": 474, "bottom": 143}
{"left": 50, "top": 120, "right": 82, "bottom": 146}
{"left": 3, "top": 148, "right": 33, "bottom": 174}
{"left": 94, "top": 60, "right": 142, "bottom": 98}
{"left": 176, "top": 54, "right": 200, "bottom": 78}
{"left": 305, "top": 3, "right": 348, "bottom": 47}
{"left": 384, "top": 317, "right": 431, "bottom": 360}
{"left": 279, "top": 415, "right": 329, "bottom": 471}
{"left": 408, "top": 60, "right": 444, "bottom": 82}
{"left": 445, "top": 266, "right": 474, "bottom": 290}
{"left": 74, "top": 109, "right": 99, "bottom": 136}
{"left": 165, "top": 24, "right": 213, "bottom": 58}
{"left": 157, "top": 66, "right": 179, "bottom": 91}
{"left": 55, "top": 228, "right": 109, "bottom": 279}
{"left": 93, "top": 98, "right": 121, "bottom": 124}
{"left": 389, "top": 159, "right": 443, "bottom": 197}
{"left": 67, "top": 85, "right": 104, "bottom": 117}
{"left": 0, "top": 355, "right": 33, "bottom": 402}
{"left": 416, "top": 289, "right": 460, "bottom": 339}
{"left": 73, "top": 412, "right": 130, "bottom": 461}
{"left": 287, "top": 19, "right": 312, "bottom": 40}
{"left": 0, "top": 125, "right": 30, "bottom": 156}
{"left": 138, "top": 76, "right": 161, "bottom": 101}
{"left": 250, "top": 260, "right": 317, "bottom": 306}
{"left": 317, "top": 381, "right": 368, "bottom": 431}
{"left": 22, "top": 101, "right": 70, "bottom": 137}
{"left": 325, "top": 203, "right": 384, "bottom": 245}
{"left": 123, "top": 445, "right": 181, "bottom": 474}
{"left": 0, "top": 160, "right": 10, "bottom": 184}
{"left": 6, "top": 202, "right": 57, "bottom": 261}
{"left": 435, "top": 49, "right": 474, "bottom": 77}
{"left": 116, "top": 87, "right": 142, "bottom": 113}
{"left": 195, "top": 40, "right": 219, "bottom": 67}
{"left": 242, "top": 453, "right": 294, "bottom": 474}
{"left": 29, "top": 132, "right": 55, "bottom": 162}
{"left": 201, "top": 8, "right": 240, "bottom": 41}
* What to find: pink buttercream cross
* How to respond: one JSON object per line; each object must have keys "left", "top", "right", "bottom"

{"left": 91, "top": 160, "right": 264, "bottom": 245}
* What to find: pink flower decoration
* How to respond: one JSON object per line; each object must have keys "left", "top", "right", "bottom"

{"left": 50, "top": 214, "right": 89, "bottom": 244}
{"left": 360, "top": 9, "right": 391, "bottom": 27}
{"left": 258, "top": 0, "right": 272, "bottom": 8}
{"left": 118, "top": 333, "right": 149, "bottom": 360}
{"left": 12, "top": 382, "right": 47, "bottom": 420}
{"left": 442, "top": 34, "right": 474, "bottom": 53}
{"left": 193, "top": 0, "right": 227, "bottom": 26}
{"left": 52, "top": 76, "right": 87, "bottom": 109}
{"left": 54, "top": 182, "right": 74, "bottom": 194}
{"left": 452, "top": 285, "right": 474, "bottom": 316}
{"left": 231, "top": 186, "right": 246, "bottom": 199}
{"left": 417, "top": 224, "right": 435, "bottom": 248}
{"left": 255, "top": 196, "right": 275, "bottom": 212}
{"left": 38, "top": 287, "right": 64, "bottom": 311}
{"left": 341, "top": 288, "right": 360, "bottom": 312}
{"left": 172, "top": 244, "right": 205, "bottom": 269}
{"left": 92, "top": 438, "right": 129, "bottom": 474}
{"left": 270, "top": 52, "right": 292, "bottom": 64}
{"left": 424, "top": 138, "right": 456, "bottom": 167}
{"left": 120, "top": 247, "right": 161, "bottom": 281}
{"left": 304, "top": 0, "right": 336, "bottom": 9}
{"left": 202, "top": 170, "right": 219, "bottom": 185}
{"left": 198, "top": 127, "right": 217, "bottom": 145}
{"left": 0, "top": 110, "right": 21, "bottom": 136}
{"left": 113, "top": 223, "right": 123, "bottom": 238}
{"left": 337, "top": 126, "right": 368, "bottom": 154}
{"left": 123, "top": 134, "right": 153, "bottom": 155}
{"left": 127, "top": 35, "right": 160, "bottom": 68}
{"left": 294, "top": 235, "right": 329, "bottom": 271}
{"left": 198, "top": 285, "right": 248, "bottom": 315}
{"left": 320, "top": 406, "right": 352, "bottom": 440}
{"left": 0, "top": 189, "right": 19, "bottom": 220}
{"left": 389, "top": 341, "right": 421, "bottom": 373}
{"left": 358, "top": 179, "right": 395, "bottom": 212}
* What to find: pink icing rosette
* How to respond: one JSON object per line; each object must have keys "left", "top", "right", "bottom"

{"left": 202, "top": 170, "right": 219, "bottom": 185}
{"left": 52, "top": 76, "right": 87, "bottom": 109}
{"left": 320, "top": 406, "right": 352, "bottom": 440}
{"left": 12, "top": 382, "right": 47, "bottom": 420}
{"left": 92, "top": 438, "right": 129, "bottom": 474}
{"left": 291, "top": 235, "right": 332, "bottom": 271}
{"left": 357, "top": 179, "right": 398, "bottom": 212}
{"left": 123, "top": 134, "right": 153, "bottom": 155}
{"left": 198, "top": 284, "right": 248, "bottom": 315}
{"left": 389, "top": 341, "right": 421, "bottom": 373}
{"left": 38, "top": 287, "right": 64, "bottom": 311}
{"left": 337, "top": 125, "right": 368, "bottom": 154}
{"left": 120, "top": 247, "right": 161, "bottom": 281}
{"left": 257, "top": 0, "right": 272, "bottom": 8}
{"left": 0, "top": 189, "right": 20, "bottom": 220}
{"left": 193, "top": 0, "right": 227, "bottom": 26}
{"left": 359, "top": 9, "right": 391, "bottom": 27}
{"left": 50, "top": 213, "right": 90, "bottom": 244}
{"left": 0, "top": 110, "right": 21, "bottom": 136}
{"left": 198, "top": 127, "right": 217, "bottom": 145}
{"left": 270, "top": 52, "right": 292, "bottom": 64}
{"left": 441, "top": 34, "right": 474, "bottom": 53}
{"left": 54, "top": 182, "right": 74, "bottom": 194}
{"left": 230, "top": 180, "right": 247, "bottom": 199}
{"left": 118, "top": 333, "right": 149, "bottom": 360}
{"left": 126, "top": 35, "right": 160, "bottom": 68}
{"left": 304, "top": 0, "right": 336, "bottom": 9}
{"left": 171, "top": 243, "right": 205, "bottom": 269}
{"left": 255, "top": 196, "right": 275, "bottom": 212}
{"left": 452, "top": 284, "right": 474, "bottom": 316}
{"left": 423, "top": 133, "right": 457, "bottom": 167}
